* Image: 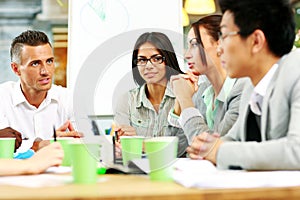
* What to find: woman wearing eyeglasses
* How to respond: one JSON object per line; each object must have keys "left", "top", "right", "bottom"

{"left": 168, "top": 14, "right": 250, "bottom": 152}
{"left": 114, "top": 32, "right": 184, "bottom": 143}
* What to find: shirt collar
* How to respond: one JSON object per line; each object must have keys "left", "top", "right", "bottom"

{"left": 164, "top": 82, "right": 175, "bottom": 98}
{"left": 217, "top": 77, "right": 236, "bottom": 102}
{"left": 137, "top": 82, "right": 174, "bottom": 108}
{"left": 254, "top": 63, "right": 279, "bottom": 97}
{"left": 137, "top": 84, "right": 147, "bottom": 108}
{"left": 12, "top": 81, "right": 27, "bottom": 106}
{"left": 12, "top": 81, "right": 58, "bottom": 107}
{"left": 202, "top": 77, "right": 236, "bottom": 103}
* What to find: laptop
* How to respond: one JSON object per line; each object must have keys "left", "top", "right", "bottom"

{"left": 88, "top": 115, "right": 149, "bottom": 174}
{"left": 88, "top": 114, "right": 115, "bottom": 135}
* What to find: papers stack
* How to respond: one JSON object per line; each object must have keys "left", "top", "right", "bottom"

{"left": 173, "top": 158, "right": 300, "bottom": 188}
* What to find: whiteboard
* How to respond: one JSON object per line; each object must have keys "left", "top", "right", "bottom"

{"left": 68, "top": 0, "right": 184, "bottom": 134}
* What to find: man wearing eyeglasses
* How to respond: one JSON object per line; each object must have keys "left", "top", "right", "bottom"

{"left": 187, "top": 0, "right": 300, "bottom": 170}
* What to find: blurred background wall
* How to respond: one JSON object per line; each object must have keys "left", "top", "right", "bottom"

{"left": 0, "top": 0, "right": 299, "bottom": 87}
{"left": 0, "top": 0, "right": 67, "bottom": 86}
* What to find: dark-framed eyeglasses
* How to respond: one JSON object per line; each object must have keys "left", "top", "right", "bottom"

{"left": 134, "top": 55, "right": 165, "bottom": 66}
{"left": 218, "top": 31, "right": 240, "bottom": 42}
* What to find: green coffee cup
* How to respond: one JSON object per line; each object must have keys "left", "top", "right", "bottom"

{"left": 50, "top": 137, "right": 74, "bottom": 166}
{"left": 144, "top": 136, "right": 178, "bottom": 181}
{"left": 0, "top": 138, "right": 16, "bottom": 158}
{"left": 120, "top": 136, "right": 144, "bottom": 166}
{"left": 69, "top": 142, "right": 98, "bottom": 184}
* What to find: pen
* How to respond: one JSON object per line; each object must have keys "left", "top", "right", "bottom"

{"left": 114, "top": 131, "right": 118, "bottom": 142}
{"left": 53, "top": 125, "right": 57, "bottom": 142}
{"left": 112, "top": 135, "right": 116, "bottom": 164}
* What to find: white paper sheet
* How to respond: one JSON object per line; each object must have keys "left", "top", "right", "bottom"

{"left": 45, "top": 166, "right": 72, "bottom": 174}
{"left": 173, "top": 158, "right": 300, "bottom": 188}
{"left": 0, "top": 174, "right": 72, "bottom": 187}
{"left": 0, "top": 166, "right": 106, "bottom": 188}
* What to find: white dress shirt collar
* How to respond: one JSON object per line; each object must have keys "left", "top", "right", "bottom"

{"left": 249, "top": 63, "right": 279, "bottom": 115}
{"left": 12, "top": 81, "right": 60, "bottom": 108}
{"left": 254, "top": 63, "right": 279, "bottom": 97}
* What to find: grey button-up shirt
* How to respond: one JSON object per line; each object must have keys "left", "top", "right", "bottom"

{"left": 114, "top": 83, "right": 175, "bottom": 137}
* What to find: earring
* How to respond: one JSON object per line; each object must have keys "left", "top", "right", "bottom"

{"left": 216, "top": 47, "right": 222, "bottom": 57}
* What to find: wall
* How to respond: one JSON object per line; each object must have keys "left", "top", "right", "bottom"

{"left": 0, "top": 0, "right": 42, "bottom": 83}
{"left": 0, "top": 0, "right": 68, "bottom": 86}
{"left": 68, "top": 0, "right": 184, "bottom": 116}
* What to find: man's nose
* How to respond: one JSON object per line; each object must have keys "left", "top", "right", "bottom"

{"left": 40, "top": 65, "right": 49, "bottom": 74}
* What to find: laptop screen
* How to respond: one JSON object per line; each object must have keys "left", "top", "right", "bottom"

{"left": 88, "top": 115, "right": 123, "bottom": 164}
{"left": 88, "top": 115, "right": 114, "bottom": 135}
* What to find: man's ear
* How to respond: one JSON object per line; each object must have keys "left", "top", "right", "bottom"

{"left": 251, "top": 29, "right": 266, "bottom": 54}
{"left": 11, "top": 62, "right": 21, "bottom": 76}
